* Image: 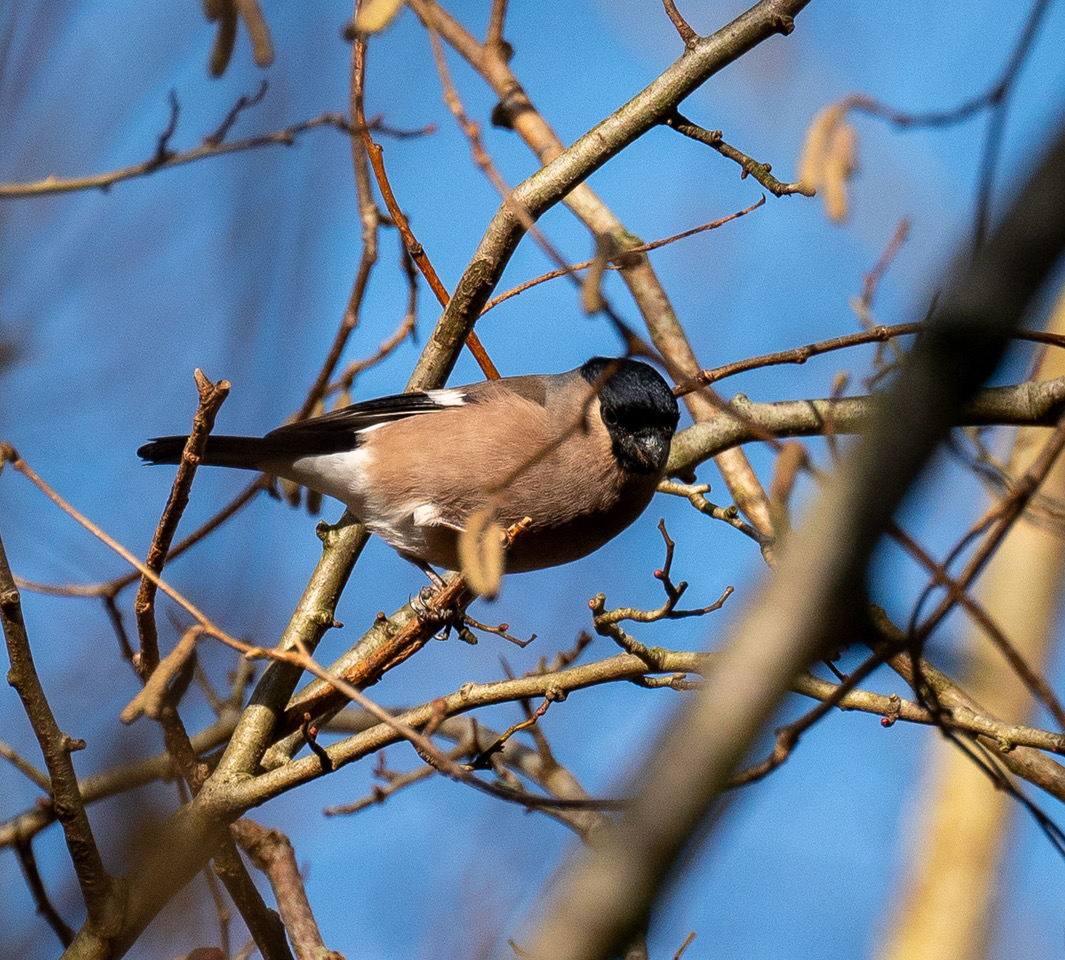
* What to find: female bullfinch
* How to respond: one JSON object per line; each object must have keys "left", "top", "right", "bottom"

{"left": 139, "top": 357, "right": 680, "bottom": 573}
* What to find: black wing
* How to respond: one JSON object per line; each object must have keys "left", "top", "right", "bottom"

{"left": 265, "top": 390, "right": 467, "bottom": 437}
{"left": 139, "top": 389, "right": 470, "bottom": 467}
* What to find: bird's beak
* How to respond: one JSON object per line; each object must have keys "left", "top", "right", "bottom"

{"left": 635, "top": 431, "right": 671, "bottom": 471}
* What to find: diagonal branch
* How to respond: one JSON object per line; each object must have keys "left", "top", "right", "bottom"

{"left": 406, "top": 0, "right": 812, "bottom": 390}
{"left": 134, "top": 370, "right": 230, "bottom": 678}
{"left": 518, "top": 108, "right": 1065, "bottom": 960}
{"left": 664, "top": 111, "right": 814, "bottom": 196}
{"left": 0, "top": 529, "right": 119, "bottom": 928}
{"left": 411, "top": 0, "right": 785, "bottom": 542}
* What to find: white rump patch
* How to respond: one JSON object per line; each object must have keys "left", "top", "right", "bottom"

{"left": 412, "top": 503, "right": 442, "bottom": 527}
{"left": 283, "top": 448, "right": 375, "bottom": 510}
{"left": 424, "top": 388, "right": 467, "bottom": 407}
{"left": 412, "top": 503, "right": 464, "bottom": 532}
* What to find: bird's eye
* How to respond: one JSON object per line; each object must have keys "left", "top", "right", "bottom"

{"left": 602, "top": 407, "right": 619, "bottom": 426}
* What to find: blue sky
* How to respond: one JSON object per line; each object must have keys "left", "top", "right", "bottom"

{"left": 2, "top": 2, "right": 1065, "bottom": 958}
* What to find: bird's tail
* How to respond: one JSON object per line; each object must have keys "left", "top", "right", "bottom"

{"left": 138, "top": 435, "right": 281, "bottom": 470}
{"left": 139, "top": 431, "right": 358, "bottom": 469}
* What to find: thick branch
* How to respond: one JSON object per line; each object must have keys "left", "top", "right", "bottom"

{"left": 407, "top": 0, "right": 812, "bottom": 390}
{"left": 667, "top": 374, "right": 1065, "bottom": 475}
{"left": 519, "top": 112, "right": 1065, "bottom": 960}
{"left": 411, "top": 0, "right": 780, "bottom": 538}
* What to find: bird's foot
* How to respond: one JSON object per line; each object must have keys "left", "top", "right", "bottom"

{"left": 411, "top": 584, "right": 461, "bottom": 638}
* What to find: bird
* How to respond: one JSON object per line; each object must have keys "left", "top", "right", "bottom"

{"left": 138, "top": 357, "right": 679, "bottom": 576}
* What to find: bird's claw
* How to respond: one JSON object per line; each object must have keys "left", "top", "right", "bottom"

{"left": 411, "top": 585, "right": 459, "bottom": 639}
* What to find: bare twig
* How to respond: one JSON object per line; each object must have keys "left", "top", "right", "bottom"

{"left": 0, "top": 110, "right": 432, "bottom": 199}
{"left": 289, "top": 40, "right": 386, "bottom": 427}
{"left": 662, "top": 0, "right": 698, "bottom": 47}
{"left": 590, "top": 521, "right": 734, "bottom": 663}
{"left": 829, "top": 0, "right": 1053, "bottom": 247}
{"left": 354, "top": 31, "right": 499, "bottom": 380}
{"left": 15, "top": 838, "right": 75, "bottom": 946}
{"left": 202, "top": 860, "right": 233, "bottom": 960}
{"left": 0, "top": 674, "right": 247, "bottom": 853}
{"left": 481, "top": 199, "right": 765, "bottom": 316}
{"left": 665, "top": 112, "right": 814, "bottom": 196}
{"left": 121, "top": 626, "right": 203, "bottom": 725}
{"left": 3, "top": 444, "right": 248, "bottom": 652}
{"left": 674, "top": 932, "right": 698, "bottom": 960}
{"left": 486, "top": 0, "right": 508, "bottom": 50}
{"left": 891, "top": 523, "right": 1065, "bottom": 731}
{"left": 204, "top": 81, "right": 269, "bottom": 145}
{"left": 135, "top": 370, "right": 230, "bottom": 677}
{"left": 231, "top": 820, "right": 342, "bottom": 960}
{"left": 323, "top": 742, "right": 471, "bottom": 816}
{"left": 914, "top": 414, "right": 1065, "bottom": 647}
{"left": 0, "top": 738, "right": 52, "bottom": 792}
{"left": 656, "top": 480, "right": 770, "bottom": 547}
{"left": 676, "top": 322, "right": 922, "bottom": 392}
{"left": 0, "top": 527, "right": 117, "bottom": 925}
{"left": 300, "top": 713, "right": 336, "bottom": 773}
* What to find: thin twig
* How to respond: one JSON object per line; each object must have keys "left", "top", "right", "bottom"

{"left": 661, "top": 0, "right": 698, "bottom": 47}
{"left": 291, "top": 37, "right": 386, "bottom": 424}
{"left": 656, "top": 480, "right": 771, "bottom": 547}
{"left": 15, "top": 839, "right": 75, "bottom": 946}
{"left": 835, "top": 0, "right": 1053, "bottom": 247}
{"left": 915, "top": 414, "right": 1065, "bottom": 645}
{"left": 665, "top": 112, "right": 813, "bottom": 196}
{"left": 135, "top": 370, "right": 230, "bottom": 677}
{"left": 890, "top": 523, "right": 1065, "bottom": 731}
{"left": 3, "top": 444, "right": 244, "bottom": 652}
{"left": 0, "top": 738, "right": 52, "bottom": 791}
{"left": 0, "top": 111, "right": 432, "bottom": 200}
{"left": 676, "top": 322, "right": 922, "bottom": 393}
{"left": 354, "top": 33, "right": 499, "bottom": 380}
{"left": 481, "top": 198, "right": 765, "bottom": 316}
{"left": 485, "top": 0, "right": 508, "bottom": 49}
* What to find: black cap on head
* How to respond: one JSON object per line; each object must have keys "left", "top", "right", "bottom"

{"left": 580, "top": 357, "right": 679, "bottom": 473}
{"left": 580, "top": 357, "right": 679, "bottom": 428}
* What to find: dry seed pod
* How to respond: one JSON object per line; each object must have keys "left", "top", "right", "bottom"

{"left": 353, "top": 0, "right": 406, "bottom": 34}
{"left": 798, "top": 102, "right": 859, "bottom": 223}
{"left": 458, "top": 505, "right": 507, "bottom": 599}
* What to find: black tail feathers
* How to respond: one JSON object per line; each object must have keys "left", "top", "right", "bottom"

{"left": 138, "top": 431, "right": 359, "bottom": 469}
{"left": 138, "top": 435, "right": 276, "bottom": 470}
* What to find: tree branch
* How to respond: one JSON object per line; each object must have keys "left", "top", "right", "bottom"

{"left": 518, "top": 108, "right": 1065, "bottom": 960}
{"left": 406, "top": 0, "right": 812, "bottom": 391}
{"left": 667, "top": 374, "right": 1065, "bottom": 475}
{"left": 0, "top": 529, "right": 119, "bottom": 930}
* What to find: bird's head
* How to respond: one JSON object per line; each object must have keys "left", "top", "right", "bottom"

{"left": 581, "top": 357, "right": 679, "bottom": 475}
